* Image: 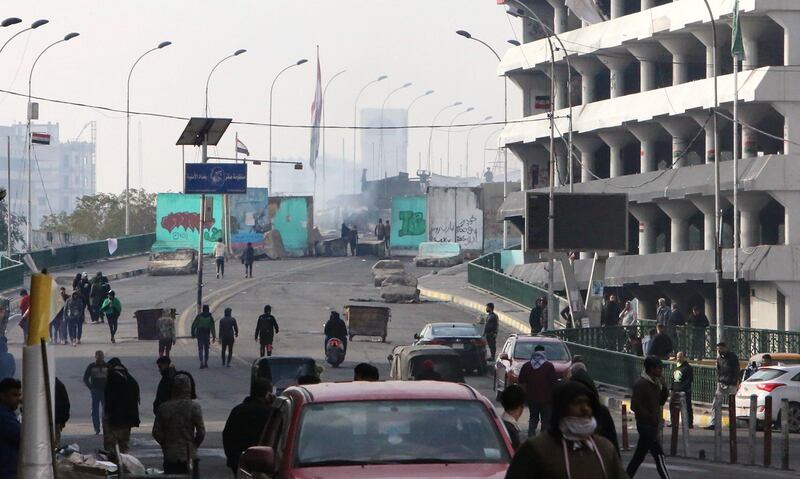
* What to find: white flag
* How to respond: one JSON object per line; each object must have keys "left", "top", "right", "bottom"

{"left": 107, "top": 238, "right": 118, "bottom": 255}
{"left": 566, "top": 0, "right": 607, "bottom": 24}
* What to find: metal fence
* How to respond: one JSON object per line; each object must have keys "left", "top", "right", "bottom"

{"left": 0, "top": 256, "right": 24, "bottom": 292}
{"left": 468, "top": 252, "right": 566, "bottom": 311}
{"left": 565, "top": 342, "right": 718, "bottom": 404}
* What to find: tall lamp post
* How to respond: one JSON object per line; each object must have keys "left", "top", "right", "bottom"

{"left": 426, "top": 101, "right": 461, "bottom": 173}
{"left": 446, "top": 106, "right": 473, "bottom": 176}
{"left": 26, "top": 32, "right": 79, "bottom": 251}
{"left": 322, "top": 68, "right": 347, "bottom": 207}
{"left": 204, "top": 49, "right": 246, "bottom": 118}
{"left": 407, "top": 90, "right": 434, "bottom": 172}
{"left": 1, "top": 17, "right": 48, "bottom": 255}
{"left": 352, "top": 75, "right": 387, "bottom": 191}
{"left": 466, "top": 116, "right": 493, "bottom": 178}
{"left": 482, "top": 126, "right": 504, "bottom": 175}
{"left": 379, "top": 82, "right": 412, "bottom": 178}
{"left": 456, "top": 29, "right": 510, "bottom": 247}
{"left": 126, "top": 41, "right": 171, "bottom": 235}
{"left": 268, "top": 58, "right": 307, "bottom": 193}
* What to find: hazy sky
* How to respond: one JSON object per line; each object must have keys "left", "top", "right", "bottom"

{"left": 0, "top": 1, "right": 522, "bottom": 194}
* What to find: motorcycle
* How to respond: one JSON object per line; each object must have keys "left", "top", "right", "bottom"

{"left": 325, "top": 337, "right": 346, "bottom": 367}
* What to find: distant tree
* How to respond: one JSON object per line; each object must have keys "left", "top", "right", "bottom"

{"left": 0, "top": 201, "right": 27, "bottom": 252}
{"left": 40, "top": 189, "right": 156, "bottom": 239}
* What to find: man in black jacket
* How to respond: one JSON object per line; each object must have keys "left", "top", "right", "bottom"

{"left": 484, "top": 303, "right": 499, "bottom": 361}
{"left": 500, "top": 384, "right": 525, "bottom": 450}
{"left": 602, "top": 295, "right": 621, "bottom": 327}
{"left": 323, "top": 311, "right": 348, "bottom": 352}
{"left": 528, "top": 298, "right": 544, "bottom": 335}
{"left": 707, "top": 342, "right": 740, "bottom": 429}
{"left": 223, "top": 378, "right": 275, "bottom": 476}
{"left": 153, "top": 356, "right": 177, "bottom": 415}
{"left": 254, "top": 305, "right": 280, "bottom": 357}
{"left": 627, "top": 356, "right": 670, "bottom": 479}
{"left": 55, "top": 377, "right": 70, "bottom": 446}
{"left": 671, "top": 351, "right": 694, "bottom": 428}
{"left": 103, "top": 358, "right": 140, "bottom": 453}
{"left": 648, "top": 324, "right": 673, "bottom": 360}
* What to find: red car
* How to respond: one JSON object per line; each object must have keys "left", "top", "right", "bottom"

{"left": 493, "top": 334, "right": 572, "bottom": 399}
{"left": 237, "top": 381, "right": 513, "bottom": 479}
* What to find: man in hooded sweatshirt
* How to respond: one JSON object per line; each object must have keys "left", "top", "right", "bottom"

{"left": 626, "top": 356, "right": 670, "bottom": 479}
{"left": 517, "top": 344, "right": 559, "bottom": 436}
{"left": 505, "top": 381, "right": 628, "bottom": 479}
{"left": 103, "top": 358, "right": 140, "bottom": 453}
{"left": 153, "top": 372, "right": 205, "bottom": 478}
{"left": 218, "top": 308, "right": 239, "bottom": 367}
{"left": 191, "top": 305, "right": 216, "bottom": 368}
{"left": 254, "top": 305, "right": 279, "bottom": 357}
{"left": 223, "top": 378, "right": 275, "bottom": 476}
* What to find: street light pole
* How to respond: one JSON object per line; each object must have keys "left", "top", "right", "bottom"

{"left": 406, "top": 90, "right": 434, "bottom": 175}
{"left": 446, "top": 107, "right": 473, "bottom": 176}
{"left": 466, "top": 116, "right": 493, "bottom": 178}
{"left": 352, "top": 75, "right": 387, "bottom": 190}
{"left": 204, "top": 49, "right": 246, "bottom": 118}
{"left": 126, "top": 41, "right": 171, "bottom": 236}
{"left": 268, "top": 58, "right": 307, "bottom": 194}
{"left": 26, "top": 32, "right": 79, "bottom": 251}
{"left": 379, "top": 82, "right": 412, "bottom": 178}
{"left": 426, "top": 102, "right": 461, "bottom": 174}
{"left": 321, "top": 69, "right": 346, "bottom": 209}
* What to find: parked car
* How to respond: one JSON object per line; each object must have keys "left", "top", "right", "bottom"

{"left": 493, "top": 334, "right": 572, "bottom": 399}
{"left": 413, "top": 322, "right": 488, "bottom": 374}
{"left": 237, "top": 381, "right": 514, "bottom": 478}
{"left": 735, "top": 365, "right": 800, "bottom": 432}
{"left": 749, "top": 353, "right": 800, "bottom": 366}
{"left": 251, "top": 356, "right": 318, "bottom": 395}
{"left": 388, "top": 344, "right": 466, "bottom": 382}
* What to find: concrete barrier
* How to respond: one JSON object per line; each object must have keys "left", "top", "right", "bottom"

{"left": 148, "top": 249, "right": 197, "bottom": 276}
{"left": 414, "top": 242, "right": 463, "bottom": 267}
{"left": 371, "top": 260, "right": 404, "bottom": 286}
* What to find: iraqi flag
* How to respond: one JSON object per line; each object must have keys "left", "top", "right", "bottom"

{"left": 31, "top": 132, "right": 50, "bottom": 145}
{"left": 236, "top": 136, "right": 250, "bottom": 156}
{"left": 309, "top": 52, "right": 322, "bottom": 171}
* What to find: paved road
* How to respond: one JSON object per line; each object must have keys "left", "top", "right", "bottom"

{"left": 6, "top": 256, "right": 796, "bottom": 478}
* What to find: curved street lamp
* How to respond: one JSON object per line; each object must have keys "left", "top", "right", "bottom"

{"left": 482, "top": 126, "right": 504, "bottom": 177}
{"left": 466, "top": 115, "right": 493, "bottom": 178}
{"left": 321, "top": 69, "right": 347, "bottom": 205}
{"left": 379, "top": 82, "right": 412, "bottom": 177}
{"left": 352, "top": 75, "right": 387, "bottom": 191}
{"left": 268, "top": 58, "right": 307, "bottom": 193}
{"left": 204, "top": 48, "right": 246, "bottom": 117}
{"left": 26, "top": 32, "right": 79, "bottom": 249}
{"left": 446, "top": 106, "right": 474, "bottom": 176}
{"left": 426, "top": 101, "right": 461, "bottom": 173}
{"left": 125, "top": 41, "right": 171, "bottom": 235}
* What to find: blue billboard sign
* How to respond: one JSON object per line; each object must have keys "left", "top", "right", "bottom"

{"left": 184, "top": 163, "right": 247, "bottom": 194}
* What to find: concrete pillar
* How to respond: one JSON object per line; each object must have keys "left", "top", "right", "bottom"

{"left": 545, "top": 0, "right": 568, "bottom": 34}
{"left": 659, "top": 37, "right": 696, "bottom": 85}
{"left": 737, "top": 194, "right": 769, "bottom": 247}
{"left": 553, "top": 65, "right": 569, "bottom": 111}
{"left": 658, "top": 200, "right": 697, "bottom": 252}
{"left": 739, "top": 17, "right": 770, "bottom": 70}
{"left": 570, "top": 57, "right": 603, "bottom": 105}
{"left": 689, "top": 111, "right": 716, "bottom": 163}
{"left": 597, "top": 129, "right": 632, "bottom": 178}
{"left": 772, "top": 102, "right": 800, "bottom": 155}
{"left": 610, "top": 0, "right": 624, "bottom": 19}
{"left": 598, "top": 55, "right": 632, "bottom": 98}
{"left": 544, "top": 141, "right": 569, "bottom": 187}
{"left": 691, "top": 196, "right": 730, "bottom": 251}
{"left": 770, "top": 191, "right": 800, "bottom": 246}
{"left": 775, "top": 282, "right": 800, "bottom": 331}
{"left": 629, "top": 124, "right": 666, "bottom": 173}
{"left": 768, "top": 12, "right": 800, "bottom": 68}
{"left": 691, "top": 27, "right": 721, "bottom": 79}
{"left": 736, "top": 104, "right": 769, "bottom": 158}
{"left": 626, "top": 43, "right": 663, "bottom": 92}
{"left": 629, "top": 203, "right": 661, "bottom": 254}
{"left": 658, "top": 117, "right": 697, "bottom": 168}
{"left": 573, "top": 135, "right": 603, "bottom": 182}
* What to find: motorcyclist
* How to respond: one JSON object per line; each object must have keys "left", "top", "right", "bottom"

{"left": 324, "top": 311, "right": 348, "bottom": 353}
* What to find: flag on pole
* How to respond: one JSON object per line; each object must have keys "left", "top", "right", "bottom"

{"left": 236, "top": 137, "right": 250, "bottom": 156}
{"left": 731, "top": 0, "right": 745, "bottom": 60}
{"left": 309, "top": 51, "right": 323, "bottom": 171}
{"left": 565, "top": 0, "right": 607, "bottom": 24}
{"left": 31, "top": 132, "right": 51, "bottom": 145}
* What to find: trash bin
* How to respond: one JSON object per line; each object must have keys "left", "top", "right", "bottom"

{"left": 134, "top": 308, "right": 171, "bottom": 340}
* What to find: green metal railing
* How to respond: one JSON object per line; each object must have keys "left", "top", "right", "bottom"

{"left": 0, "top": 256, "right": 24, "bottom": 292}
{"left": 468, "top": 252, "right": 566, "bottom": 310}
{"left": 566, "top": 342, "right": 718, "bottom": 404}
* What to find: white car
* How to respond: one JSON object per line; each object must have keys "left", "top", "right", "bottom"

{"left": 735, "top": 365, "right": 800, "bottom": 432}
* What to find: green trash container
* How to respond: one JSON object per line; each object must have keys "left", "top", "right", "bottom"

{"left": 135, "top": 308, "right": 170, "bottom": 340}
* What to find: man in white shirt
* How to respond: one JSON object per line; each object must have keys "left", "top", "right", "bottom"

{"left": 213, "top": 239, "right": 226, "bottom": 279}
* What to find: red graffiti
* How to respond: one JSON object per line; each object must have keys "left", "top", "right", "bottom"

{"left": 160, "top": 212, "right": 215, "bottom": 232}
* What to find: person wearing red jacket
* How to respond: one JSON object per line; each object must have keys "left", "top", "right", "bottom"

{"left": 517, "top": 345, "right": 559, "bottom": 437}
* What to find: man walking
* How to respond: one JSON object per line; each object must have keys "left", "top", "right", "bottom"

{"left": 649, "top": 324, "right": 674, "bottom": 360}
{"left": 671, "top": 351, "right": 694, "bottom": 428}
{"left": 103, "top": 358, "right": 140, "bottom": 453}
{"left": 219, "top": 307, "right": 239, "bottom": 367}
{"left": 656, "top": 298, "right": 671, "bottom": 327}
{"left": 384, "top": 220, "right": 392, "bottom": 256}
{"left": 157, "top": 309, "right": 176, "bottom": 358}
{"left": 349, "top": 225, "right": 359, "bottom": 256}
{"left": 191, "top": 305, "right": 216, "bottom": 369}
{"left": 0, "top": 378, "right": 22, "bottom": 479}
{"left": 153, "top": 372, "right": 205, "bottom": 478}
{"left": 484, "top": 303, "right": 499, "bottom": 362}
{"left": 602, "top": 294, "right": 621, "bottom": 327}
{"left": 518, "top": 345, "right": 558, "bottom": 436}
{"left": 153, "top": 356, "right": 177, "bottom": 415}
{"left": 687, "top": 305, "right": 709, "bottom": 359}
{"left": 627, "top": 356, "right": 671, "bottom": 479}
{"left": 374, "top": 218, "right": 386, "bottom": 242}
{"left": 528, "top": 298, "right": 544, "bottom": 335}
{"left": 89, "top": 272, "right": 105, "bottom": 324}
{"left": 214, "top": 238, "right": 226, "bottom": 279}
{"left": 706, "top": 342, "right": 740, "bottom": 430}
{"left": 83, "top": 350, "right": 108, "bottom": 435}
{"left": 100, "top": 291, "right": 122, "bottom": 344}
{"left": 223, "top": 378, "right": 274, "bottom": 476}
{"left": 65, "top": 291, "right": 85, "bottom": 346}
{"left": 241, "top": 242, "right": 255, "bottom": 278}
{"left": 255, "top": 305, "right": 279, "bottom": 357}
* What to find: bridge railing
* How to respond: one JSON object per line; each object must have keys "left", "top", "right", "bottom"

{"left": 0, "top": 256, "right": 24, "bottom": 292}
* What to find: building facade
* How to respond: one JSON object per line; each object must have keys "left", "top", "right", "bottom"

{"left": 360, "top": 108, "right": 409, "bottom": 181}
{"left": 0, "top": 122, "right": 96, "bottom": 232}
{"left": 499, "top": 0, "right": 800, "bottom": 330}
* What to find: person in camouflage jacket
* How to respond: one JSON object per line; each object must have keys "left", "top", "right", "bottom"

{"left": 152, "top": 372, "right": 205, "bottom": 478}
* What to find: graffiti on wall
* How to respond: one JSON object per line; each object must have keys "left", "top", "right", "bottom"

{"left": 398, "top": 211, "right": 425, "bottom": 236}
{"left": 230, "top": 187, "right": 269, "bottom": 252}
{"left": 153, "top": 193, "right": 223, "bottom": 253}
{"left": 427, "top": 187, "right": 484, "bottom": 252}
{"left": 391, "top": 195, "right": 426, "bottom": 250}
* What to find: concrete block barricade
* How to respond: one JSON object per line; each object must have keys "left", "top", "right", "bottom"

{"left": 414, "top": 242, "right": 463, "bottom": 268}
{"left": 148, "top": 249, "right": 197, "bottom": 276}
{"left": 371, "top": 260, "right": 405, "bottom": 286}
